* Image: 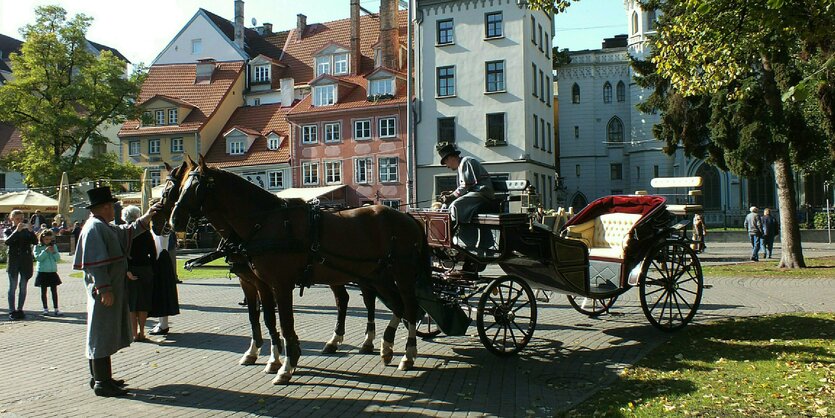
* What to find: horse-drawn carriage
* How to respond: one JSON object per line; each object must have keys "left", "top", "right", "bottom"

{"left": 410, "top": 179, "right": 704, "bottom": 356}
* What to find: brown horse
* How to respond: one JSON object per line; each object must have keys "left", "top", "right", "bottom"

{"left": 151, "top": 160, "right": 378, "bottom": 381}
{"left": 170, "top": 157, "right": 428, "bottom": 384}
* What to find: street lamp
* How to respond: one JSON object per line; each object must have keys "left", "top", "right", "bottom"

{"left": 554, "top": 173, "right": 567, "bottom": 206}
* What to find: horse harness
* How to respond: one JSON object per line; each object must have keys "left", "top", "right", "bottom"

{"left": 183, "top": 171, "right": 411, "bottom": 295}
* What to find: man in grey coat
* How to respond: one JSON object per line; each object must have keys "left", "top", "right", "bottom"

{"left": 73, "top": 186, "right": 161, "bottom": 397}
{"left": 438, "top": 143, "right": 495, "bottom": 251}
{"left": 743, "top": 206, "right": 763, "bottom": 262}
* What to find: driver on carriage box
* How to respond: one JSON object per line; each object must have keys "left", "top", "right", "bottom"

{"left": 437, "top": 143, "right": 495, "bottom": 224}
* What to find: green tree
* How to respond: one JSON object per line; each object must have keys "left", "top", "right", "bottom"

{"left": 639, "top": 0, "right": 835, "bottom": 268}
{"left": 0, "top": 6, "right": 144, "bottom": 187}
{"left": 552, "top": 46, "right": 572, "bottom": 69}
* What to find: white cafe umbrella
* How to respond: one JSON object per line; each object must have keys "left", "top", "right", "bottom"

{"left": 140, "top": 169, "right": 151, "bottom": 213}
{"left": 57, "top": 172, "right": 71, "bottom": 222}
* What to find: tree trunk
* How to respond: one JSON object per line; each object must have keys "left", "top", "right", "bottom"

{"left": 773, "top": 158, "right": 805, "bottom": 268}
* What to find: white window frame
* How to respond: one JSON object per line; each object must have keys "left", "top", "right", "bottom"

{"left": 302, "top": 125, "right": 318, "bottom": 144}
{"left": 315, "top": 56, "right": 331, "bottom": 76}
{"left": 333, "top": 53, "right": 349, "bottom": 75}
{"left": 191, "top": 39, "right": 202, "bottom": 55}
{"left": 150, "top": 171, "right": 161, "bottom": 187}
{"left": 148, "top": 138, "right": 160, "bottom": 155}
{"left": 267, "top": 134, "right": 281, "bottom": 150}
{"left": 354, "top": 157, "right": 373, "bottom": 184}
{"left": 128, "top": 140, "right": 140, "bottom": 156}
{"left": 379, "top": 117, "right": 397, "bottom": 139}
{"left": 324, "top": 160, "right": 342, "bottom": 185}
{"left": 381, "top": 200, "right": 401, "bottom": 209}
{"left": 369, "top": 78, "right": 393, "bottom": 96}
{"left": 313, "top": 84, "right": 336, "bottom": 106}
{"left": 155, "top": 110, "right": 165, "bottom": 126}
{"left": 253, "top": 64, "right": 270, "bottom": 83}
{"left": 354, "top": 119, "right": 372, "bottom": 141}
{"left": 168, "top": 108, "right": 177, "bottom": 125}
{"left": 378, "top": 157, "right": 399, "bottom": 183}
{"left": 170, "top": 137, "right": 183, "bottom": 153}
{"left": 228, "top": 140, "right": 245, "bottom": 155}
{"left": 323, "top": 122, "right": 341, "bottom": 143}
{"left": 267, "top": 170, "right": 284, "bottom": 190}
{"left": 302, "top": 162, "right": 319, "bottom": 185}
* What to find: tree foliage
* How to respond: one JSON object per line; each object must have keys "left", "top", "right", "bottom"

{"left": 638, "top": 0, "right": 835, "bottom": 268}
{"left": 0, "top": 6, "right": 144, "bottom": 187}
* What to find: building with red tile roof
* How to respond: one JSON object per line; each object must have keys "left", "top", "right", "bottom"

{"left": 117, "top": 60, "right": 245, "bottom": 185}
{"left": 203, "top": 103, "right": 292, "bottom": 192}
{"left": 283, "top": 0, "right": 410, "bottom": 208}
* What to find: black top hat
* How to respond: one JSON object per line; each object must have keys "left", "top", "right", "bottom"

{"left": 437, "top": 143, "right": 461, "bottom": 165}
{"left": 85, "top": 186, "right": 119, "bottom": 209}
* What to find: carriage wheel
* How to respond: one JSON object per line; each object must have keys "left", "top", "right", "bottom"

{"left": 476, "top": 276, "right": 537, "bottom": 356}
{"left": 415, "top": 313, "right": 441, "bottom": 338}
{"left": 566, "top": 295, "right": 618, "bottom": 317}
{"left": 639, "top": 241, "right": 703, "bottom": 331}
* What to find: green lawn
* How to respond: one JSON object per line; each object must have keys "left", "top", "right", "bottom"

{"left": 702, "top": 256, "right": 835, "bottom": 279}
{"left": 68, "top": 257, "right": 232, "bottom": 280}
{"left": 561, "top": 312, "right": 835, "bottom": 417}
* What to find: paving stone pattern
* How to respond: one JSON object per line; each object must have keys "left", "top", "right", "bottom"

{"left": 1, "top": 244, "right": 833, "bottom": 417}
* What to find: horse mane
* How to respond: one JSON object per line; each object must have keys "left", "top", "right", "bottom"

{"left": 207, "top": 166, "right": 291, "bottom": 209}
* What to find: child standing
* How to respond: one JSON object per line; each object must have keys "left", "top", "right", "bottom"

{"left": 34, "top": 230, "right": 63, "bottom": 316}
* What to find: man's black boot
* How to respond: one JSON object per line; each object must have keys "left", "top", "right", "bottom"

{"left": 89, "top": 358, "right": 126, "bottom": 389}
{"left": 92, "top": 357, "right": 128, "bottom": 397}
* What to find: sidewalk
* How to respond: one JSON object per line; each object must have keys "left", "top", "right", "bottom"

{"left": 1, "top": 246, "right": 833, "bottom": 416}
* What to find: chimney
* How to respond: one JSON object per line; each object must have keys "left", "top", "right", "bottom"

{"left": 196, "top": 58, "right": 217, "bottom": 83}
{"left": 234, "top": 0, "right": 245, "bottom": 49}
{"left": 280, "top": 77, "right": 295, "bottom": 107}
{"left": 296, "top": 14, "right": 307, "bottom": 41}
{"left": 263, "top": 22, "right": 273, "bottom": 35}
{"left": 379, "top": 0, "right": 399, "bottom": 69}
{"left": 350, "top": 0, "right": 360, "bottom": 74}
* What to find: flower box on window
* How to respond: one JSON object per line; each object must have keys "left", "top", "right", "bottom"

{"left": 485, "top": 138, "right": 507, "bottom": 147}
{"left": 367, "top": 94, "right": 395, "bottom": 102}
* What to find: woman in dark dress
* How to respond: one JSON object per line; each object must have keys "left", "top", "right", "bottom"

{"left": 122, "top": 206, "right": 156, "bottom": 342}
{"left": 148, "top": 229, "right": 180, "bottom": 336}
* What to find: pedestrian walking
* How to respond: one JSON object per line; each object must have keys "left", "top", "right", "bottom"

{"left": 122, "top": 206, "right": 155, "bottom": 342}
{"left": 743, "top": 206, "right": 763, "bottom": 261}
{"left": 34, "top": 230, "right": 62, "bottom": 316}
{"left": 29, "top": 210, "right": 46, "bottom": 233}
{"left": 761, "top": 208, "right": 780, "bottom": 259}
{"left": 4, "top": 209, "right": 38, "bottom": 320}
{"left": 73, "top": 186, "right": 161, "bottom": 397}
{"left": 691, "top": 213, "right": 707, "bottom": 253}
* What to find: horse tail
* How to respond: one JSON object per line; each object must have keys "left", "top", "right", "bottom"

{"left": 407, "top": 213, "right": 432, "bottom": 286}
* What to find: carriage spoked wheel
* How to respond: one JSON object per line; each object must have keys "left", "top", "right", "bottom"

{"left": 415, "top": 313, "right": 441, "bottom": 338}
{"left": 566, "top": 294, "right": 619, "bottom": 317}
{"left": 639, "top": 240, "right": 704, "bottom": 331}
{"left": 476, "top": 275, "right": 537, "bottom": 356}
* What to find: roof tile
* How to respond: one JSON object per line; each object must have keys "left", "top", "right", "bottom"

{"left": 204, "top": 103, "right": 292, "bottom": 168}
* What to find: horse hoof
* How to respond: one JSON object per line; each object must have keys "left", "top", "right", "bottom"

{"left": 321, "top": 344, "right": 338, "bottom": 355}
{"left": 358, "top": 344, "right": 375, "bottom": 354}
{"left": 398, "top": 359, "right": 414, "bottom": 371}
{"left": 272, "top": 373, "right": 292, "bottom": 385}
{"left": 264, "top": 361, "right": 281, "bottom": 374}
{"left": 381, "top": 353, "right": 393, "bottom": 365}
{"left": 239, "top": 355, "right": 257, "bottom": 366}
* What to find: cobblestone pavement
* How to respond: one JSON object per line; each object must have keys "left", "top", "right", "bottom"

{"left": 1, "top": 244, "right": 833, "bottom": 417}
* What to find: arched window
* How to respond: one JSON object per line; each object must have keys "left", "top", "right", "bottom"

{"left": 571, "top": 83, "right": 580, "bottom": 104}
{"left": 603, "top": 82, "right": 612, "bottom": 103}
{"left": 647, "top": 10, "right": 657, "bottom": 31}
{"left": 695, "top": 163, "right": 722, "bottom": 210}
{"left": 748, "top": 168, "right": 776, "bottom": 209}
{"left": 571, "top": 192, "right": 588, "bottom": 211}
{"left": 607, "top": 117, "right": 624, "bottom": 143}
{"left": 616, "top": 81, "right": 626, "bottom": 102}
{"left": 631, "top": 11, "right": 639, "bottom": 35}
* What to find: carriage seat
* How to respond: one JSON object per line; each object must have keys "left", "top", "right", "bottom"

{"left": 565, "top": 213, "right": 642, "bottom": 260}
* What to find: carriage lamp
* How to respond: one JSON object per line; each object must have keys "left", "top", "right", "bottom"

{"left": 522, "top": 186, "right": 540, "bottom": 210}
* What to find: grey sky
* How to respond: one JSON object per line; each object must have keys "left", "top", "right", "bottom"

{"left": 0, "top": 0, "right": 627, "bottom": 64}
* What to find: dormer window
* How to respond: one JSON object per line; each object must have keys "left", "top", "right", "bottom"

{"left": 369, "top": 78, "right": 394, "bottom": 96}
{"left": 253, "top": 64, "right": 270, "bottom": 84}
{"left": 334, "top": 53, "right": 349, "bottom": 75}
{"left": 168, "top": 108, "right": 178, "bottom": 125}
{"left": 155, "top": 110, "right": 165, "bottom": 125}
{"left": 313, "top": 84, "right": 336, "bottom": 106}
{"left": 267, "top": 134, "right": 281, "bottom": 150}
{"left": 228, "top": 140, "right": 245, "bottom": 155}
{"left": 316, "top": 56, "right": 331, "bottom": 77}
